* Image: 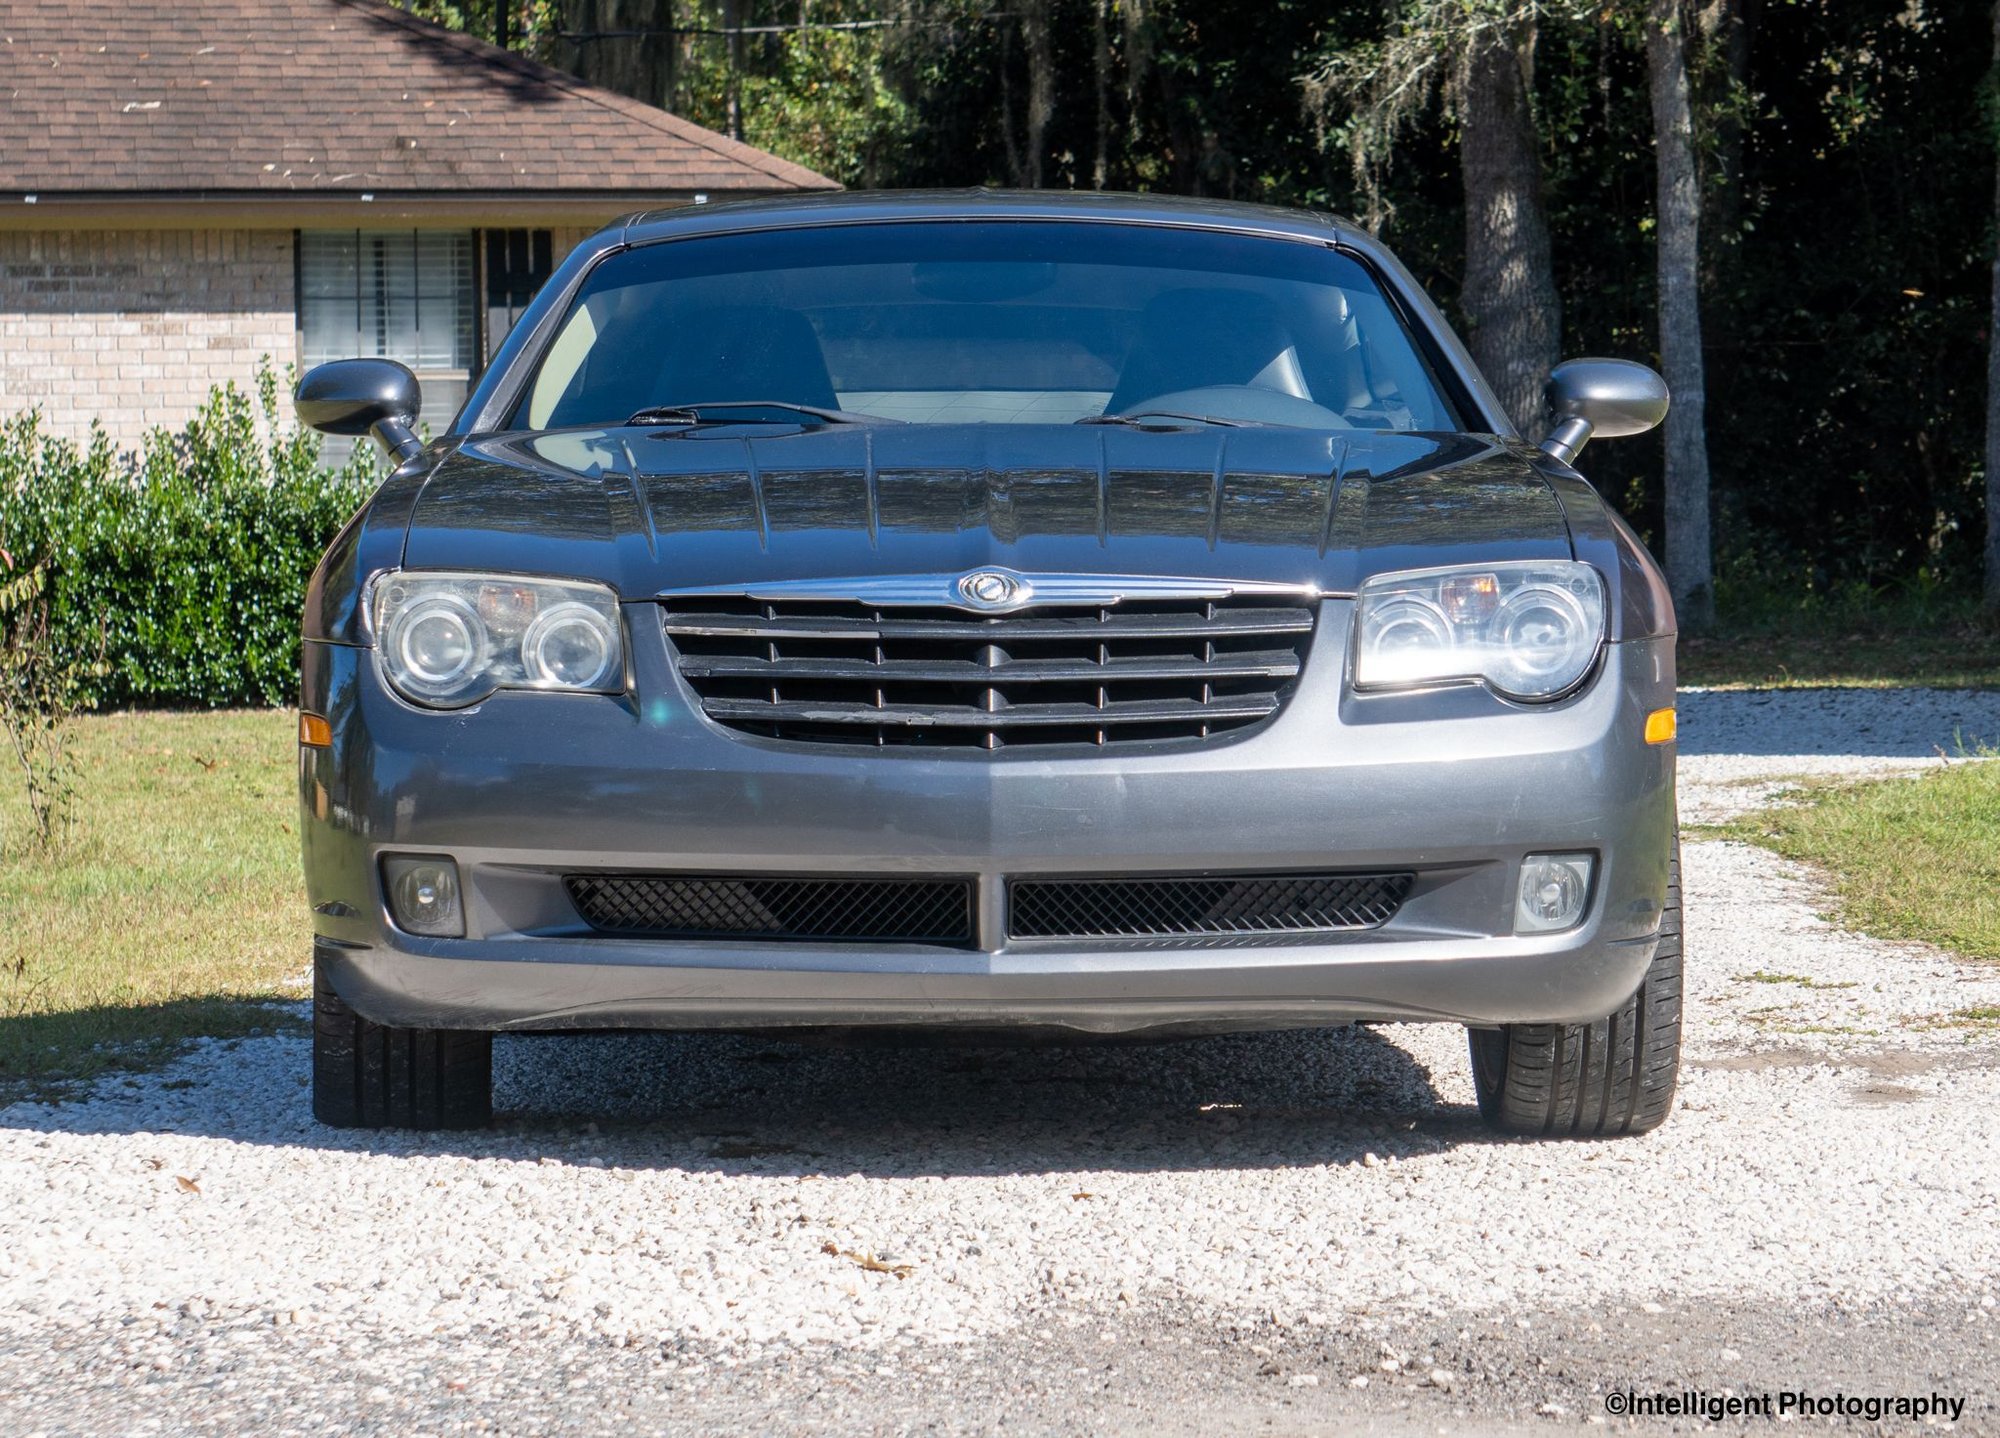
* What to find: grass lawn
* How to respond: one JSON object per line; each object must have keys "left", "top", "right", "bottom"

{"left": 1680, "top": 615, "right": 2000, "bottom": 690}
{"left": 1681, "top": 631, "right": 2000, "bottom": 689}
{"left": 1721, "top": 760, "right": 2000, "bottom": 982}
{"left": 0, "top": 709, "right": 307, "bottom": 1097}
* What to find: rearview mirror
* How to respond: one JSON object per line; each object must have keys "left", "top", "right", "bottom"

{"left": 1540, "top": 358, "right": 1669, "bottom": 466}
{"left": 295, "top": 359, "right": 424, "bottom": 465}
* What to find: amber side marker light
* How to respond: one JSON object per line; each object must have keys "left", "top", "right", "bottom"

{"left": 1644, "top": 707, "right": 1677, "bottom": 745}
{"left": 299, "top": 712, "right": 333, "bottom": 748}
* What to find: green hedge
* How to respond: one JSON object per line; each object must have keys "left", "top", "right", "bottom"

{"left": 0, "top": 362, "right": 380, "bottom": 709}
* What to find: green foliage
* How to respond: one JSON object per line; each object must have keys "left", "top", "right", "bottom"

{"left": 0, "top": 564, "right": 96, "bottom": 849}
{"left": 1700, "top": 6, "right": 1990, "bottom": 593}
{"left": 0, "top": 362, "right": 378, "bottom": 710}
{"left": 875, "top": 1, "right": 1367, "bottom": 199}
{"left": 672, "top": 2, "right": 915, "bottom": 184}
{"left": 1306, "top": 1, "right": 1595, "bottom": 228}
{"left": 392, "top": 0, "right": 560, "bottom": 49}
{"left": 395, "top": 2, "right": 2000, "bottom": 608}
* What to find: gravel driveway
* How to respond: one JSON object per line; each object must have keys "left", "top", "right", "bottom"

{"left": 4, "top": 687, "right": 1998, "bottom": 1435}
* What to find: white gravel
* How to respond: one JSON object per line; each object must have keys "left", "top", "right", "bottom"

{"left": 1678, "top": 685, "right": 2000, "bottom": 821}
{"left": 4, "top": 687, "right": 1999, "bottom": 1361}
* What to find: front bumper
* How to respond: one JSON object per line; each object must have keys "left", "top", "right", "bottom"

{"left": 301, "top": 603, "right": 1677, "bottom": 1034}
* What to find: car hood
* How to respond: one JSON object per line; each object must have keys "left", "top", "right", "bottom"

{"left": 400, "top": 425, "right": 1572, "bottom": 597}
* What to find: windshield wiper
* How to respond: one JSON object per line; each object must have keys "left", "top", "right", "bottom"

{"left": 626, "top": 400, "right": 887, "bottom": 428}
{"left": 1076, "top": 410, "right": 1253, "bottom": 429}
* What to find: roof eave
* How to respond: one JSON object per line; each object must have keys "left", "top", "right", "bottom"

{"left": 0, "top": 189, "right": 833, "bottom": 231}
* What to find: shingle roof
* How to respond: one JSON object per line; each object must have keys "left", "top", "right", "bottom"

{"left": 0, "top": 0, "right": 835, "bottom": 197}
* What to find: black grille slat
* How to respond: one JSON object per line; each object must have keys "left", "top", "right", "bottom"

{"left": 566, "top": 874, "right": 974, "bottom": 945}
{"left": 662, "top": 593, "right": 1316, "bottom": 750}
{"left": 677, "top": 650, "right": 1303, "bottom": 684}
{"left": 702, "top": 694, "right": 1281, "bottom": 728}
{"left": 1008, "top": 872, "right": 1414, "bottom": 939}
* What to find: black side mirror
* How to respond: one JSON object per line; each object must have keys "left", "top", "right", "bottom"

{"left": 295, "top": 359, "right": 424, "bottom": 465}
{"left": 1540, "top": 358, "right": 1670, "bottom": 466}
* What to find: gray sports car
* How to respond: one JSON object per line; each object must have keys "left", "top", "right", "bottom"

{"left": 295, "top": 190, "right": 1680, "bottom": 1136}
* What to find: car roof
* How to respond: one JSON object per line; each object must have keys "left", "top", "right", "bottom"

{"left": 616, "top": 188, "right": 1354, "bottom": 248}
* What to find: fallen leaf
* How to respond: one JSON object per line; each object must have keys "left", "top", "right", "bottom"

{"left": 175, "top": 1175, "right": 200, "bottom": 1194}
{"left": 821, "top": 1242, "right": 913, "bottom": 1279}
{"left": 1071, "top": 1191, "right": 1096, "bottom": 1201}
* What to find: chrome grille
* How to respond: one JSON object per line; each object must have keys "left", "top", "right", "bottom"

{"left": 660, "top": 594, "right": 1316, "bottom": 749}
{"left": 1008, "top": 871, "right": 1414, "bottom": 939}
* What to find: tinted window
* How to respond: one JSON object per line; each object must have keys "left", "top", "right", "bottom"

{"left": 518, "top": 222, "right": 1461, "bottom": 432}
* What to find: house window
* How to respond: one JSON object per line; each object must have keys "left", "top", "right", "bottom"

{"left": 483, "top": 229, "right": 556, "bottom": 365}
{"left": 299, "top": 230, "right": 478, "bottom": 421}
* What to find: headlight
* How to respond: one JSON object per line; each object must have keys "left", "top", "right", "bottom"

{"left": 372, "top": 571, "right": 625, "bottom": 708}
{"left": 1352, "top": 561, "right": 1605, "bottom": 701}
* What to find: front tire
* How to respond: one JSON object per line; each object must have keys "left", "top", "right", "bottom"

{"left": 312, "top": 960, "right": 493, "bottom": 1129}
{"left": 1468, "top": 846, "right": 1683, "bottom": 1137}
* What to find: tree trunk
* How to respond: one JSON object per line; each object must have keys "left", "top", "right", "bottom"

{"left": 1458, "top": 22, "right": 1561, "bottom": 437}
{"left": 1093, "top": 0, "right": 1111, "bottom": 190}
{"left": 1648, "top": 0, "right": 1715, "bottom": 628}
{"left": 551, "top": 0, "right": 678, "bottom": 111}
{"left": 1123, "top": 0, "right": 1151, "bottom": 163}
{"left": 997, "top": 21, "right": 1024, "bottom": 186}
{"left": 723, "top": 0, "right": 743, "bottom": 141}
{"left": 1022, "top": 0, "right": 1054, "bottom": 188}
{"left": 1987, "top": 1, "right": 2000, "bottom": 610}
{"left": 1699, "top": 0, "right": 1757, "bottom": 253}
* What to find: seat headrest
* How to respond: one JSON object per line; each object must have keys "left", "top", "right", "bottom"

{"left": 1106, "top": 288, "right": 1307, "bottom": 414}
{"left": 650, "top": 305, "right": 839, "bottom": 412}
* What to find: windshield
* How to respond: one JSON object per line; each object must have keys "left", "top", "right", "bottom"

{"left": 517, "top": 221, "right": 1463, "bottom": 432}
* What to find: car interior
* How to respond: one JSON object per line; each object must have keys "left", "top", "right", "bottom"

{"left": 522, "top": 243, "right": 1458, "bottom": 433}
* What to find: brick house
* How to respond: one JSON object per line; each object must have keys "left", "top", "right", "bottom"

{"left": 0, "top": 0, "right": 834, "bottom": 446}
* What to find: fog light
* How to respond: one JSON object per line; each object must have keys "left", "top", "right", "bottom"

{"left": 382, "top": 854, "right": 464, "bottom": 937}
{"left": 1515, "top": 852, "right": 1593, "bottom": 934}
